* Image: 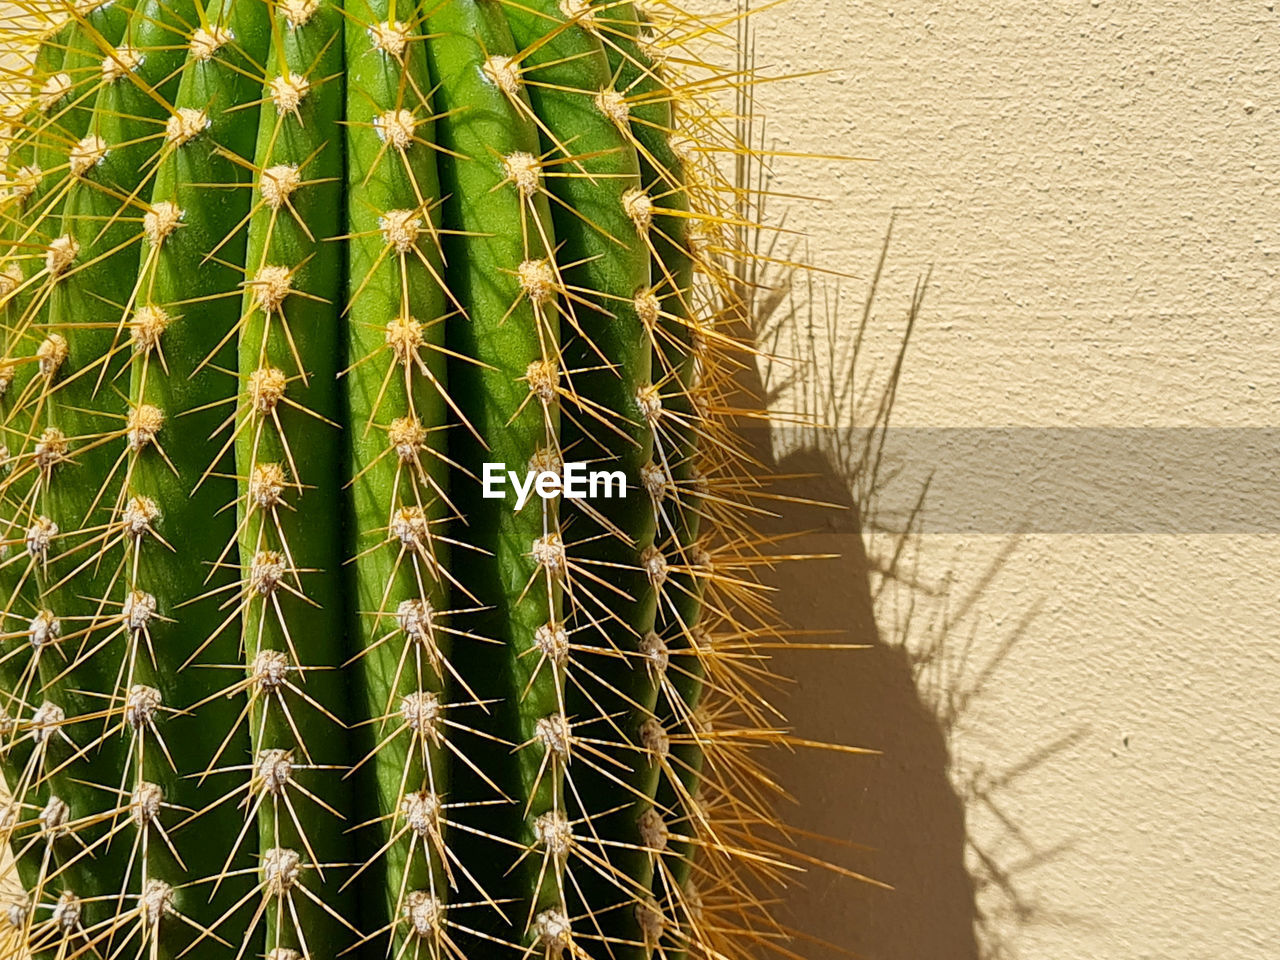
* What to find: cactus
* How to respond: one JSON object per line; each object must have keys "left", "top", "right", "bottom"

{"left": 0, "top": 1, "right": 854, "bottom": 958}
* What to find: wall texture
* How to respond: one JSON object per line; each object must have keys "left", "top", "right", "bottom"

{"left": 736, "top": 2, "right": 1280, "bottom": 958}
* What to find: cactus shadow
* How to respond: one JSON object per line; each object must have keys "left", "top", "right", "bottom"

{"left": 757, "top": 453, "right": 980, "bottom": 960}
{"left": 758, "top": 468, "right": 1087, "bottom": 960}
{"left": 733, "top": 225, "right": 1080, "bottom": 959}
{"left": 723, "top": 238, "right": 979, "bottom": 958}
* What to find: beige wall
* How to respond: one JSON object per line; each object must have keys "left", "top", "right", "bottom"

{"left": 738, "top": 2, "right": 1280, "bottom": 958}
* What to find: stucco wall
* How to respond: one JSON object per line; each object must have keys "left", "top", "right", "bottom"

{"left": 737, "top": 2, "right": 1280, "bottom": 958}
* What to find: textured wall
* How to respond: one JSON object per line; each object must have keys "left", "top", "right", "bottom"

{"left": 739, "top": 2, "right": 1280, "bottom": 958}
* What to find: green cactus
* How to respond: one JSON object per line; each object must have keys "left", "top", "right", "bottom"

{"left": 0, "top": 1, "right": 836, "bottom": 958}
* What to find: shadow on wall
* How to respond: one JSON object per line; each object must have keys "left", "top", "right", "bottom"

{"left": 761, "top": 453, "right": 977, "bottom": 960}
{"left": 737, "top": 228, "right": 1081, "bottom": 960}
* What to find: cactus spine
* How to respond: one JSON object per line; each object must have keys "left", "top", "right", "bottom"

{"left": 0, "top": 1, "right": 857, "bottom": 958}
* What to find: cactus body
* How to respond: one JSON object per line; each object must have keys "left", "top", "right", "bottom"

{"left": 0, "top": 2, "right": 814, "bottom": 958}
